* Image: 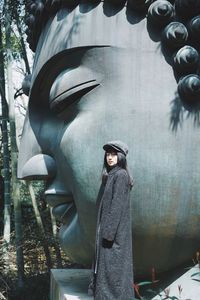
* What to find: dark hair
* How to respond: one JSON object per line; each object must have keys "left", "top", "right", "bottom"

{"left": 102, "top": 151, "right": 134, "bottom": 188}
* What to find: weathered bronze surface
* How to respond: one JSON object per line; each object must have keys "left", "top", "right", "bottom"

{"left": 19, "top": 1, "right": 200, "bottom": 276}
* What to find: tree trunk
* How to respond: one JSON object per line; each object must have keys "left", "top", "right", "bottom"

{"left": 27, "top": 182, "right": 52, "bottom": 270}
{"left": 16, "top": 19, "right": 31, "bottom": 75}
{"left": 50, "top": 208, "right": 63, "bottom": 268}
{"left": 0, "top": 19, "right": 11, "bottom": 272}
{"left": 5, "top": 0, "right": 24, "bottom": 286}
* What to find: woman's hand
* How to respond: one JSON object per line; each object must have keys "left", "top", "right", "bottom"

{"left": 102, "top": 238, "right": 114, "bottom": 248}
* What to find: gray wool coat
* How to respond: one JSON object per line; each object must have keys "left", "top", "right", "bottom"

{"left": 94, "top": 166, "right": 135, "bottom": 300}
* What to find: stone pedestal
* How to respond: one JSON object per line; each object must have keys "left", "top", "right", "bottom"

{"left": 152, "top": 264, "right": 200, "bottom": 300}
{"left": 50, "top": 265, "right": 200, "bottom": 299}
{"left": 50, "top": 269, "right": 93, "bottom": 300}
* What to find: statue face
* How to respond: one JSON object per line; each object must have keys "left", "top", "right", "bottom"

{"left": 19, "top": 45, "right": 138, "bottom": 262}
{"left": 18, "top": 3, "right": 200, "bottom": 275}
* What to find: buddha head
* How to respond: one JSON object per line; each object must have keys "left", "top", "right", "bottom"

{"left": 18, "top": 0, "right": 200, "bottom": 276}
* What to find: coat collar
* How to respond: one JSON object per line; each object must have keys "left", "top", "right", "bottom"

{"left": 108, "top": 165, "right": 122, "bottom": 176}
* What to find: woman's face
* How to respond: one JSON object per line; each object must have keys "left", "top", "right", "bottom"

{"left": 106, "top": 151, "right": 118, "bottom": 167}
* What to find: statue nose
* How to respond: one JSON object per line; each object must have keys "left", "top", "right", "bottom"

{"left": 18, "top": 154, "right": 56, "bottom": 180}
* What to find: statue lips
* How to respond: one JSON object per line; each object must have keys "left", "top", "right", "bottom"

{"left": 44, "top": 191, "right": 76, "bottom": 224}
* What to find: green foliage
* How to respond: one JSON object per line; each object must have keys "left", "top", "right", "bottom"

{"left": 137, "top": 281, "right": 154, "bottom": 286}
{"left": 1, "top": 30, "right": 23, "bottom": 61}
{"left": 0, "top": 0, "right": 28, "bottom": 61}
{"left": 20, "top": 181, "right": 45, "bottom": 205}
{"left": 4, "top": 0, "right": 26, "bottom": 25}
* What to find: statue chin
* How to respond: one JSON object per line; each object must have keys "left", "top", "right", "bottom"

{"left": 45, "top": 192, "right": 94, "bottom": 264}
{"left": 18, "top": 2, "right": 200, "bottom": 276}
{"left": 59, "top": 216, "right": 93, "bottom": 264}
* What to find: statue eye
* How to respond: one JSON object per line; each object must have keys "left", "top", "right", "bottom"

{"left": 49, "top": 67, "right": 99, "bottom": 114}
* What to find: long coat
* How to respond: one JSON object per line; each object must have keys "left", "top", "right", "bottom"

{"left": 94, "top": 166, "right": 135, "bottom": 300}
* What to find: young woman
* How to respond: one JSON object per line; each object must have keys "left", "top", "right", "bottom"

{"left": 89, "top": 140, "right": 135, "bottom": 300}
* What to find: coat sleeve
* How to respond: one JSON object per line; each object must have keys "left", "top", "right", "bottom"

{"left": 102, "top": 170, "right": 129, "bottom": 241}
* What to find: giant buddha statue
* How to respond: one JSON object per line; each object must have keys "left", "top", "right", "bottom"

{"left": 18, "top": 0, "right": 200, "bottom": 276}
